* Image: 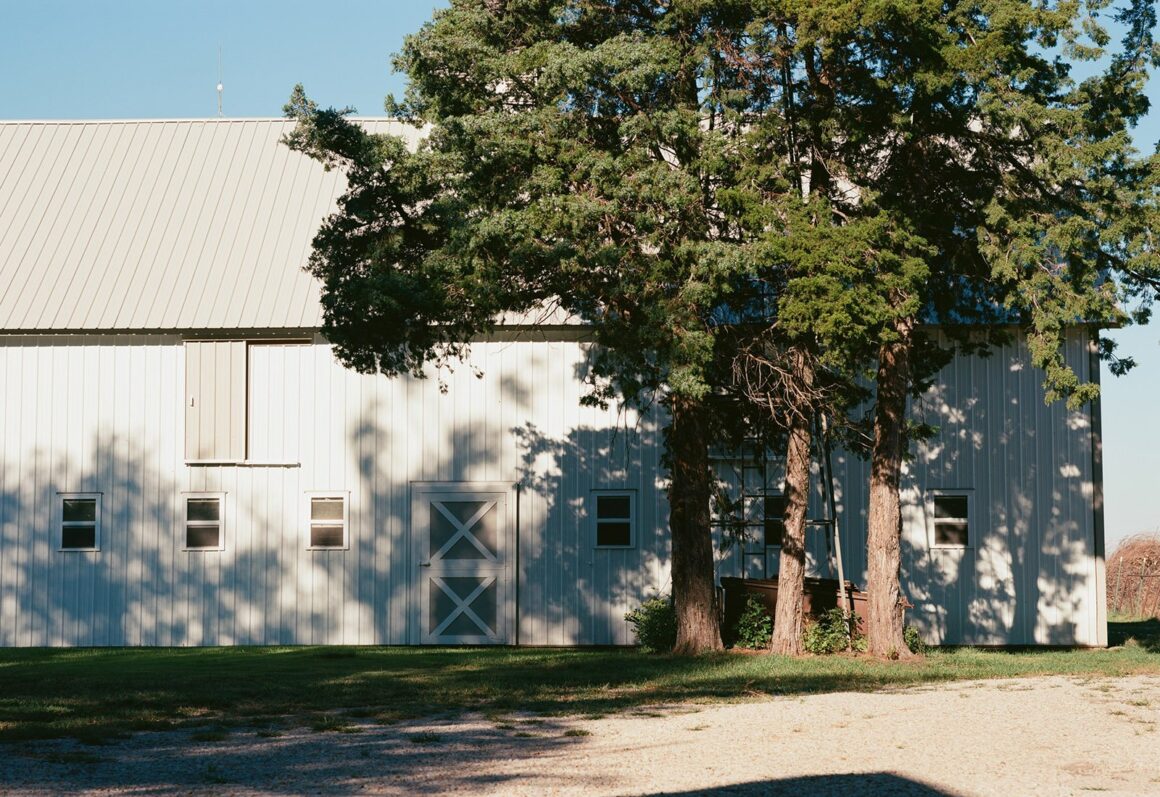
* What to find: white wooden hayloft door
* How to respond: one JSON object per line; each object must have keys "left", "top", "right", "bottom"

{"left": 412, "top": 484, "right": 510, "bottom": 645}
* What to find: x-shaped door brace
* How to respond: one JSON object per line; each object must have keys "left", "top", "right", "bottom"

{"left": 431, "top": 500, "right": 497, "bottom": 561}
{"left": 430, "top": 576, "right": 496, "bottom": 637}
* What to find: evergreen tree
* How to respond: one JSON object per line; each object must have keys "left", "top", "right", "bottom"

{"left": 285, "top": 0, "right": 1158, "bottom": 656}
{"left": 723, "top": 0, "right": 1158, "bottom": 656}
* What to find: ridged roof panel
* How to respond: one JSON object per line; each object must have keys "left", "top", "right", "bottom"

{"left": 0, "top": 118, "right": 420, "bottom": 331}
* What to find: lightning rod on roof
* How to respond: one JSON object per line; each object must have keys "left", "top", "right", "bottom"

{"left": 217, "top": 46, "right": 224, "bottom": 117}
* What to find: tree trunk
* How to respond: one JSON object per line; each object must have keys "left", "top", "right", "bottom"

{"left": 769, "top": 405, "right": 812, "bottom": 655}
{"left": 666, "top": 397, "right": 723, "bottom": 654}
{"left": 866, "top": 318, "right": 916, "bottom": 658}
{"left": 769, "top": 350, "right": 814, "bottom": 656}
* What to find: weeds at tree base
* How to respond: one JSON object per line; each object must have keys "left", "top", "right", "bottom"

{"left": 625, "top": 597, "right": 677, "bottom": 653}
{"left": 733, "top": 596, "right": 773, "bottom": 650}
{"left": 803, "top": 609, "right": 863, "bottom": 654}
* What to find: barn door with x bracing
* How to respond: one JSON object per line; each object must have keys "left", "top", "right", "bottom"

{"left": 412, "top": 484, "right": 510, "bottom": 644}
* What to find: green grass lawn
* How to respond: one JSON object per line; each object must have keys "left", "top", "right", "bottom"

{"left": 2, "top": 619, "right": 1158, "bottom": 744}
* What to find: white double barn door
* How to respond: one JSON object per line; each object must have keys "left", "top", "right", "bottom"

{"left": 411, "top": 482, "right": 512, "bottom": 645}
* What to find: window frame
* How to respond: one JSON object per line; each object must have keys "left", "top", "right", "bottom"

{"left": 58, "top": 492, "right": 102, "bottom": 552}
{"left": 927, "top": 489, "right": 973, "bottom": 549}
{"left": 305, "top": 491, "right": 350, "bottom": 551}
{"left": 182, "top": 492, "right": 226, "bottom": 552}
{"left": 592, "top": 490, "right": 636, "bottom": 549}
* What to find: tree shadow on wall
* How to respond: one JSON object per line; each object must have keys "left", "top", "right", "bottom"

{"left": 512, "top": 417, "right": 669, "bottom": 646}
{"left": 902, "top": 337, "right": 1097, "bottom": 646}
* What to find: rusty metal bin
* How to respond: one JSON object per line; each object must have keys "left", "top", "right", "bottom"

{"left": 720, "top": 576, "right": 868, "bottom": 646}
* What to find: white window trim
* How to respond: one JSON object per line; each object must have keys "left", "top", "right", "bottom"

{"left": 305, "top": 491, "right": 350, "bottom": 551}
{"left": 927, "top": 489, "right": 974, "bottom": 549}
{"left": 592, "top": 489, "right": 636, "bottom": 549}
{"left": 57, "top": 492, "right": 102, "bottom": 552}
{"left": 183, "top": 492, "right": 226, "bottom": 552}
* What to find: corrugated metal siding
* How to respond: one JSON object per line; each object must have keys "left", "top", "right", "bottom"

{"left": 0, "top": 329, "right": 1102, "bottom": 646}
{"left": 0, "top": 335, "right": 668, "bottom": 646}
{"left": 0, "top": 119, "right": 422, "bottom": 331}
{"left": 715, "top": 328, "right": 1102, "bottom": 646}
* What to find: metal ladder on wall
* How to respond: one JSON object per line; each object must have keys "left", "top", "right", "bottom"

{"left": 742, "top": 416, "right": 848, "bottom": 616}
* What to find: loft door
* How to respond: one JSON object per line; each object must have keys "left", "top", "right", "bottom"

{"left": 412, "top": 484, "right": 510, "bottom": 644}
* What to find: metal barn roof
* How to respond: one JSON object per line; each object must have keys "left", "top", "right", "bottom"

{"left": 0, "top": 118, "right": 421, "bottom": 331}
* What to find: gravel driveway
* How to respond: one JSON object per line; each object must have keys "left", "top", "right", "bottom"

{"left": 2, "top": 674, "right": 1157, "bottom": 796}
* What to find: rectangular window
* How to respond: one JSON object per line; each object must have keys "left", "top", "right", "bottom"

{"left": 593, "top": 491, "right": 634, "bottom": 548}
{"left": 60, "top": 493, "right": 100, "bottom": 551}
{"left": 307, "top": 493, "right": 348, "bottom": 549}
{"left": 184, "top": 494, "right": 225, "bottom": 550}
{"left": 930, "top": 491, "right": 971, "bottom": 547}
{"left": 763, "top": 494, "right": 786, "bottom": 548}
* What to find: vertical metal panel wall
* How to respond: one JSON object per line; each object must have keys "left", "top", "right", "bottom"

{"left": 0, "top": 330, "right": 1103, "bottom": 647}
{"left": 714, "top": 329, "right": 1104, "bottom": 646}
{"left": 0, "top": 334, "right": 668, "bottom": 646}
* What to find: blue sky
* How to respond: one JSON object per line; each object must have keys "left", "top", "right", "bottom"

{"left": 2, "top": 0, "right": 1157, "bottom": 550}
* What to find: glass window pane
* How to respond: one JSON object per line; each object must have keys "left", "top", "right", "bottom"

{"left": 933, "top": 496, "right": 968, "bottom": 520}
{"left": 187, "top": 498, "right": 220, "bottom": 522}
{"left": 763, "top": 495, "right": 786, "bottom": 522}
{"left": 596, "top": 521, "right": 631, "bottom": 547}
{"left": 187, "top": 524, "right": 220, "bottom": 548}
{"left": 311, "top": 497, "right": 344, "bottom": 521}
{"left": 310, "top": 525, "right": 345, "bottom": 548}
{"left": 935, "top": 521, "right": 969, "bottom": 546}
{"left": 596, "top": 495, "right": 631, "bottom": 520}
{"left": 63, "top": 498, "right": 96, "bottom": 522}
{"left": 62, "top": 525, "right": 96, "bottom": 549}
{"left": 764, "top": 519, "right": 784, "bottom": 548}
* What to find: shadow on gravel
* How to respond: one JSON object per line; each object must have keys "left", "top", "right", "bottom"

{"left": 0, "top": 718, "right": 965, "bottom": 797}
{"left": 646, "top": 773, "right": 960, "bottom": 796}
{"left": 0, "top": 722, "right": 966, "bottom": 797}
{"left": 0, "top": 717, "right": 592, "bottom": 795}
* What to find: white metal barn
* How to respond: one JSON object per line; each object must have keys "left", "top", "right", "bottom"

{"left": 0, "top": 119, "right": 1107, "bottom": 648}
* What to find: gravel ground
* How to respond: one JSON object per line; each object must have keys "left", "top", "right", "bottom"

{"left": 1, "top": 674, "right": 1158, "bottom": 796}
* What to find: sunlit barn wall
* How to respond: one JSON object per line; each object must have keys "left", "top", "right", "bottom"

{"left": 0, "top": 334, "right": 668, "bottom": 647}
{"left": 714, "top": 328, "right": 1105, "bottom": 647}
{"left": 0, "top": 329, "right": 1105, "bottom": 648}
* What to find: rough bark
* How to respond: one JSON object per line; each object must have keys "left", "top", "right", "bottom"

{"left": 866, "top": 318, "right": 916, "bottom": 658}
{"left": 667, "top": 397, "right": 723, "bottom": 655}
{"left": 769, "top": 349, "right": 815, "bottom": 656}
{"left": 769, "top": 405, "right": 812, "bottom": 655}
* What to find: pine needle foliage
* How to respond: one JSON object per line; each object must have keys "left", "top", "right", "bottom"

{"left": 282, "top": 0, "right": 1160, "bottom": 652}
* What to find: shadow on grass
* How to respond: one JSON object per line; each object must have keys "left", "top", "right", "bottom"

{"left": 1108, "top": 618, "right": 1160, "bottom": 652}
{"left": 1, "top": 644, "right": 1159, "bottom": 743}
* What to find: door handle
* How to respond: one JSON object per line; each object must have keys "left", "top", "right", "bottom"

{"left": 418, "top": 561, "right": 431, "bottom": 567}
